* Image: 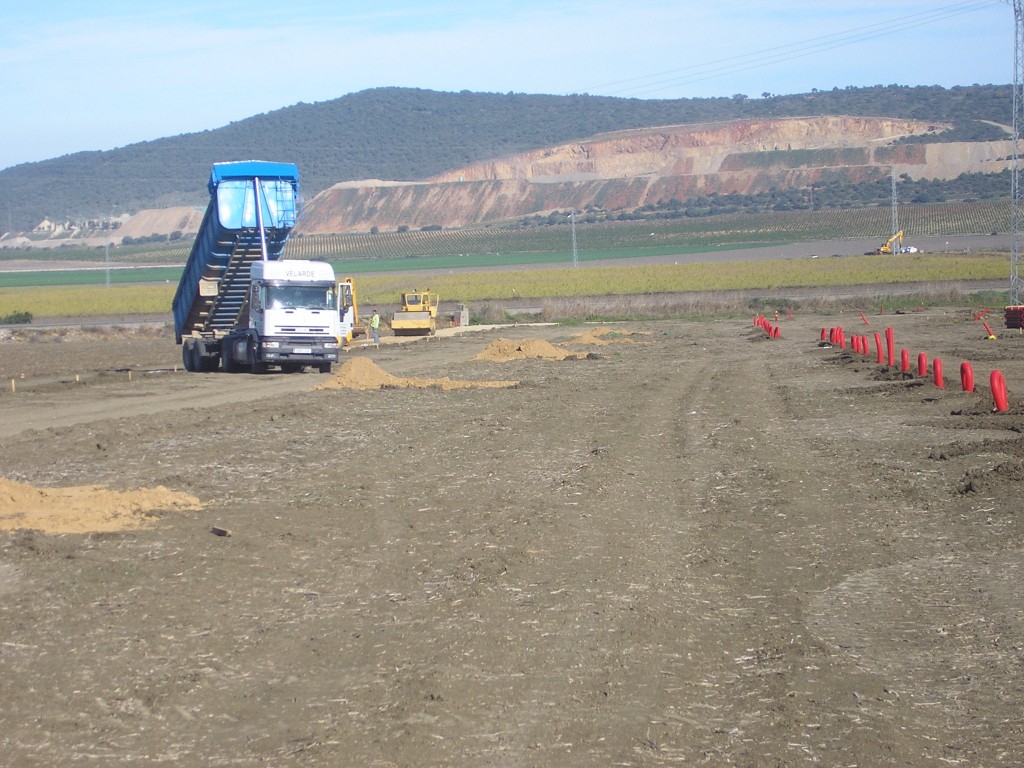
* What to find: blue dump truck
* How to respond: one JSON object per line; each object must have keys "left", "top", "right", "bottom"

{"left": 172, "top": 161, "right": 342, "bottom": 373}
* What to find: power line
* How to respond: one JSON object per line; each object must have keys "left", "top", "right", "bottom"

{"left": 588, "top": 1, "right": 1003, "bottom": 97}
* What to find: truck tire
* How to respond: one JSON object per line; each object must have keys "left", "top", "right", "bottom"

{"left": 194, "top": 339, "right": 215, "bottom": 373}
{"left": 182, "top": 339, "right": 198, "bottom": 372}
{"left": 246, "top": 339, "right": 268, "bottom": 374}
{"left": 318, "top": 362, "right": 333, "bottom": 374}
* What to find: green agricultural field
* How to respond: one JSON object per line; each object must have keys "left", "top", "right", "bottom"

{"left": 0, "top": 199, "right": 1009, "bottom": 278}
{"left": 0, "top": 200, "right": 1013, "bottom": 319}
{"left": 0, "top": 252, "right": 1011, "bottom": 320}
{"left": 288, "top": 201, "right": 1011, "bottom": 263}
{"left": 0, "top": 285, "right": 175, "bottom": 319}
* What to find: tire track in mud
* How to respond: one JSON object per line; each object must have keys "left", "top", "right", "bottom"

{"left": 273, "top": 330, "right": 763, "bottom": 766}
{"left": 316, "top": 342, "right": 722, "bottom": 766}
{"left": 483, "top": 336, "right": 718, "bottom": 765}
{"left": 640, "top": 323, "right": 946, "bottom": 765}
{"left": 0, "top": 371, "right": 319, "bottom": 439}
{"left": 334, "top": 323, "right": 889, "bottom": 766}
{"left": 664, "top": 320, "right": 1024, "bottom": 766}
{"left": 629, "top": 329, "right": 857, "bottom": 764}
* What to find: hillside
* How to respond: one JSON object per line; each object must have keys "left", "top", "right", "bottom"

{"left": 5, "top": 114, "right": 1012, "bottom": 248}
{"left": 299, "top": 115, "right": 1012, "bottom": 233}
{"left": 0, "top": 85, "right": 1013, "bottom": 238}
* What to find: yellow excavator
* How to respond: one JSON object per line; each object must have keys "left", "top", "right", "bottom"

{"left": 391, "top": 289, "right": 439, "bottom": 336}
{"left": 876, "top": 230, "right": 904, "bottom": 254}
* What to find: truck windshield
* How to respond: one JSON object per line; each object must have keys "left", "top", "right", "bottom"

{"left": 266, "top": 285, "right": 334, "bottom": 310}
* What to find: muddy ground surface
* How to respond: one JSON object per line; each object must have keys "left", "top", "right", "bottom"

{"left": 1, "top": 309, "right": 1023, "bottom": 767}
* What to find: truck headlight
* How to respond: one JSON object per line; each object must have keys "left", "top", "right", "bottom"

{"left": 262, "top": 341, "right": 280, "bottom": 349}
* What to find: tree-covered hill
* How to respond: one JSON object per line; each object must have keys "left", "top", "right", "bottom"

{"left": 0, "top": 84, "right": 1012, "bottom": 233}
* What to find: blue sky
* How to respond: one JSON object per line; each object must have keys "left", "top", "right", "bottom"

{"left": 0, "top": 0, "right": 1011, "bottom": 171}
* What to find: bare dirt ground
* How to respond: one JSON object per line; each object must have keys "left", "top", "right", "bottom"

{"left": 1, "top": 308, "right": 1023, "bottom": 767}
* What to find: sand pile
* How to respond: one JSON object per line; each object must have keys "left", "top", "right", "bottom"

{"left": 570, "top": 326, "right": 648, "bottom": 345}
{"left": 316, "top": 357, "right": 518, "bottom": 391}
{"left": 0, "top": 477, "right": 203, "bottom": 534}
{"left": 474, "top": 338, "right": 588, "bottom": 362}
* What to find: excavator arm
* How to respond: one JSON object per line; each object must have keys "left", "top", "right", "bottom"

{"left": 877, "top": 230, "right": 904, "bottom": 254}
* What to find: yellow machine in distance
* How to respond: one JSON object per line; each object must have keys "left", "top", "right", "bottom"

{"left": 336, "top": 276, "right": 360, "bottom": 343}
{"left": 392, "top": 290, "right": 439, "bottom": 336}
{"left": 877, "top": 231, "right": 904, "bottom": 254}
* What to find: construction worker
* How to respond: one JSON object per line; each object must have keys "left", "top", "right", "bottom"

{"left": 369, "top": 309, "right": 381, "bottom": 344}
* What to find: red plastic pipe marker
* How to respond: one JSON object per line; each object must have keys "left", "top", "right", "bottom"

{"left": 901, "top": 348, "right": 910, "bottom": 373}
{"left": 874, "top": 332, "right": 883, "bottom": 364}
{"left": 885, "top": 327, "right": 895, "bottom": 367}
{"left": 933, "top": 358, "right": 944, "bottom": 389}
{"left": 918, "top": 352, "right": 928, "bottom": 377}
{"left": 960, "top": 362, "right": 975, "bottom": 393}
{"left": 991, "top": 370, "right": 1009, "bottom": 412}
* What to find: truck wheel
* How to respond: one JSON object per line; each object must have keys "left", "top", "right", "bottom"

{"left": 318, "top": 363, "right": 332, "bottom": 374}
{"left": 247, "top": 340, "right": 267, "bottom": 374}
{"left": 194, "top": 340, "right": 215, "bottom": 372}
{"left": 182, "top": 339, "right": 198, "bottom": 372}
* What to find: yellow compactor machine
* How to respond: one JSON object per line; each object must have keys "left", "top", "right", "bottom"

{"left": 392, "top": 290, "right": 439, "bottom": 336}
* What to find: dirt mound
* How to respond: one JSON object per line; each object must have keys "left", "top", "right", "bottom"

{"left": 0, "top": 477, "right": 202, "bottom": 534}
{"left": 315, "top": 356, "right": 518, "bottom": 391}
{"left": 569, "top": 326, "right": 649, "bottom": 345}
{"left": 474, "top": 338, "right": 588, "bottom": 361}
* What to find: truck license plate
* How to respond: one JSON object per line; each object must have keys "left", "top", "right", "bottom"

{"left": 294, "top": 347, "right": 312, "bottom": 354}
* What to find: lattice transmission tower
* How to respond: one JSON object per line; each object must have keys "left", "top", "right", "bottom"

{"left": 1011, "top": 0, "right": 1024, "bottom": 306}
{"left": 891, "top": 167, "right": 899, "bottom": 239}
